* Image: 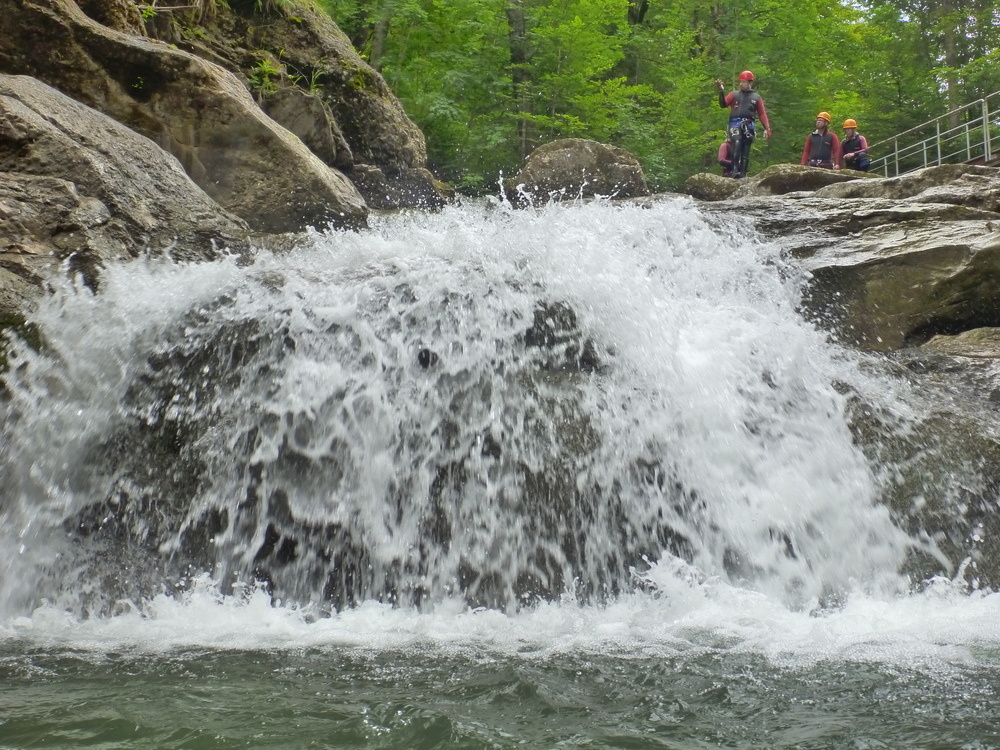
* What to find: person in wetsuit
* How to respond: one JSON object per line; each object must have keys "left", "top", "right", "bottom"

{"left": 801, "top": 112, "right": 841, "bottom": 169}
{"left": 840, "top": 119, "right": 870, "bottom": 171}
{"left": 715, "top": 70, "right": 772, "bottom": 178}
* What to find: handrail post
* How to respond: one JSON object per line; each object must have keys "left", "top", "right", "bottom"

{"left": 985, "top": 99, "right": 992, "bottom": 163}
{"left": 935, "top": 120, "right": 941, "bottom": 165}
{"left": 893, "top": 137, "right": 899, "bottom": 176}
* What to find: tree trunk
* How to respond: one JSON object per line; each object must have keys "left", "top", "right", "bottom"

{"left": 627, "top": 0, "right": 648, "bottom": 25}
{"left": 506, "top": 0, "right": 533, "bottom": 158}
{"left": 368, "top": 17, "right": 390, "bottom": 71}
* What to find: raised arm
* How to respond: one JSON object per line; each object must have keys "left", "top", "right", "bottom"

{"left": 715, "top": 79, "right": 730, "bottom": 109}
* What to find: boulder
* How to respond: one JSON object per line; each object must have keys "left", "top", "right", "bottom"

{"left": 206, "top": 0, "right": 426, "bottom": 174}
{"left": 798, "top": 216, "right": 1000, "bottom": 350}
{"left": 348, "top": 165, "right": 447, "bottom": 210}
{"left": 731, "top": 163, "right": 868, "bottom": 198}
{"left": 139, "top": 0, "right": 446, "bottom": 208}
{"left": 0, "top": 0, "right": 367, "bottom": 233}
{"left": 682, "top": 172, "right": 740, "bottom": 201}
{"left": 0, "top": 75, "right": 249, "bottom": 295}
{"left": 922, "top": 328, "right": 1000, "bottom": 358}
{"left": 505, "top": 138, "right": 649, "bottom": 205}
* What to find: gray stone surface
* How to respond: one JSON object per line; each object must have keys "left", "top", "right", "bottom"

{"left": 505, "top": 138, "right": 649, "bottom": 205}
{"left": 0, "top": 0, "right": 367, "bottom": 233}
{"left": 0, "top": 74, "right": 249, "bottom": 298}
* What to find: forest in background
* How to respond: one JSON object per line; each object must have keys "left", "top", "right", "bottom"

{"left": 311, "top": 0, "right": 999, "bottom": 192}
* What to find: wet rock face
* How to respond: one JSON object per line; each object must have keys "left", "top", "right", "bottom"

{"left": 0, "top": 74, "right": 249, "bottom": 308}
{"left": 505, "top": 138, "right": 649, "bottom": 205}
{"left": 348, "top": 165, "right": 448, "bottom": 211}
{"left": 799, "top": 215, "right": 1000, "bottom": 350}
{"left": 698, "top": 165, "right": 1000, "bottom": 352}
{"left": 0, "top": 0, "right": 368, "bottom": 234}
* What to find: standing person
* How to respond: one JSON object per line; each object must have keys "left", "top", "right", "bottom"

{"left": 718, "top": 140, "right": 734, "bottom": 177}
{"left": 714, "top": 70, "right": 772, "bottom": 178}
{"left": 840, "top": 119, "right": 870, "bottom": 171}
{"left": 801, "top": 112, "right": 840, "bottom": 169}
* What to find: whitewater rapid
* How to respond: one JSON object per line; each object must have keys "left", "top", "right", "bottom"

{"left": 1, "top": 196, "right": 997, "bottom": 669}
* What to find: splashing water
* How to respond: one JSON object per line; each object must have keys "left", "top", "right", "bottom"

{"left": 0, "top": 196, "right": 927, "bottom": 621}
{"left": 6, "top": 197, "right": 1000, "bottom": 749}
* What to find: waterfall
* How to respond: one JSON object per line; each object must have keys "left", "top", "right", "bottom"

{"left": 0, "top": 198, "right": 934, "bottom": 618}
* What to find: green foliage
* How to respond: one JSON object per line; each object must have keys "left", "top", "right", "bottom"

{"left": 255, "top": 0, "right": 292, "bottom": 15}
{"left": 289, "top": 68, "right": 325, "bottom": 95}
{"left": 961, "top": 51, "right": 1000, "bottom": 101}
{"left": 248, "top": 56, "right": 283, "bottom": 95}
{"left": 306, "top": 0, "right": 1000, "bottom": 191}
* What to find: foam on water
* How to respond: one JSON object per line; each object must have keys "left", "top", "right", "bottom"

{"left": 4, "top": 569, "right": 1000, "bottom": 675}
{"left": 0, "top": 197, "right": 989, "bottom": 667}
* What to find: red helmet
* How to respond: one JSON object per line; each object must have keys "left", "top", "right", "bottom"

{"left": 738, "top": 70, "right": 755, "bottom": 81}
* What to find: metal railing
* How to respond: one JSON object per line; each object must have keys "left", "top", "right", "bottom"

{"left": 869, "top": 90, "right": 1000, "bottom": 177}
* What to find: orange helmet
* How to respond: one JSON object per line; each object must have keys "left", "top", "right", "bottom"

{"left": 738, "top": 70, "right": 755, "bottom": 81}
{"left": 817, "top": 112, "right": 832, "bottom": 123}
{"left": 843, "top": 118, "right": 858, "bottom": 128}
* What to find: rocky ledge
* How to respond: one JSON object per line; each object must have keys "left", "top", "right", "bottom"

{"left": 688, "top": 163, "right": 1000, "bottom": 354}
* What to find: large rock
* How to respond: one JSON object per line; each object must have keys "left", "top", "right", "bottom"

{"left": 698, "top": 166, "right": 1000, "bottom": 351}
{"left": 799, "top": 215, "right": 1000, "bottom": 350}
{"left": 0, "top": 0, "right": 367, "bottom": 233}
{"left": 682, "top": 172, "right": 740, "bottom": 201}
{"left": 204, "top": 0, "right": 426, "bottom": 174}
{"left": 505, "top": 138, "right": 649, "bottom": 205}
{"left": 260, "top": 86, "right": 353, "bottom": 172}
{"left": 731, "top": 163, "right": 869, "bottom": 197}
{"left": 0, "top": 74, "right": 251, "bottom": 306}
{"left": 349, "top": 165, "right": 448, "bottom": 210}
{"left": 139, "top": 0, "right": 445, "bottom": 209}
